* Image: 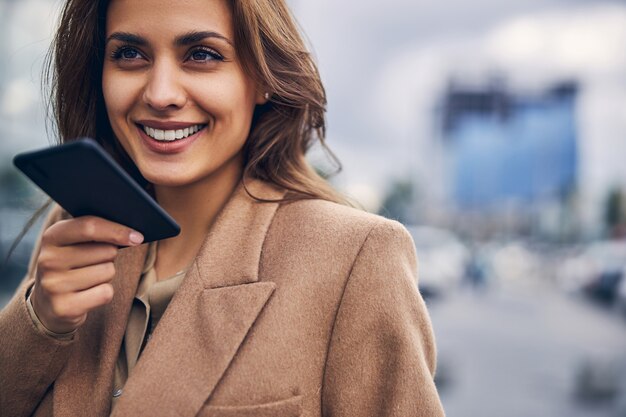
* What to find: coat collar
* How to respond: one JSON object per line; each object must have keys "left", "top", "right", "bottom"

{"left": 53, "top": 178, "right": 286, "bottom": 417}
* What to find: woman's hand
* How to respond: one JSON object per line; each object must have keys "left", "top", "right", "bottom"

{"left": 29, "top": 216, "right": 144, "bottom": 334}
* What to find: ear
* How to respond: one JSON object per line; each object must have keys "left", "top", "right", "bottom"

{"left": 255, "top": 88, "right": 270, "bottom": 105}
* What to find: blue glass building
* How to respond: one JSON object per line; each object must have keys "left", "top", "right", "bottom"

{"left": 441, "top": 81, "right": 578, "bottom": 210}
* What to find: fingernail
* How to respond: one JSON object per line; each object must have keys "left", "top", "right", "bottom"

{"left": 129, "top": 231, "right": 144, "bottom": 245}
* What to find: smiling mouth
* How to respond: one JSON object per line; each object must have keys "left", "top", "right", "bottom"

{"left": 139, "top": 123, "right": 207, "bottom": 142}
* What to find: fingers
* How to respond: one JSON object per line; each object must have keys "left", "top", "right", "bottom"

{"left": 30, "top": 215, "right": 141, "bottom": 334}
{"left": 30, "top": 278, "right": 116, "bottom": 334}
{"left": 38, "top": 262, "right": 116, "bottom": 294}
{"left": 43, "top": 216, "right": 144, "bottom": 247}
{"left": 40, "top": 283, "right": 114, "bottom": 327}
{"left": 32, "top": 254, "right": 119, "bottom": 334}
{"left": 37, "top": 242, "right": 119, "bottom": 271}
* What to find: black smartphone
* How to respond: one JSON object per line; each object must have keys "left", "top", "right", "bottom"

{"left": 13, "top": 138, "right": 180, "bottom": 243}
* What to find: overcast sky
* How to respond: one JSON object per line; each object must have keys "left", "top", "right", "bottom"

{"left": 288, "top": 0, "right": 626, "bottom": 214}
{"left": 1, "top": 0, "right": 625, "bottom": 217}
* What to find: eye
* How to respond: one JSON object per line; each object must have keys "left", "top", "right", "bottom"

{"left": 111, "top": 46, "right": 144, "bottom": 61}
{"left": 188, "top": 47, "right": 224, "bottom": 63}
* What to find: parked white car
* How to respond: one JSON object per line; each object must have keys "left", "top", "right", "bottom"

{"left": 556, "top": 240, "right": 626, "bottom": 303}
{"left": 405, "top": 225, "right": 469, "bottom": 298}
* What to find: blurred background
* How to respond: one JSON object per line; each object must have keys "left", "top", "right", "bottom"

{"left": 1, "top": 0, "right": 626, "bottom": 416}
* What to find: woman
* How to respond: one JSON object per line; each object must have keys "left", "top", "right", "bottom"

{"left": 0, "top": 0, "right": 445, "bottom": 416}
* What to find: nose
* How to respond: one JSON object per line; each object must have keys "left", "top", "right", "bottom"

{"left": 142, "top": 60, "right": 187, "bottom": 111}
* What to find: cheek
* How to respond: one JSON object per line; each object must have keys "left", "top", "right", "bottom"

{"left": 102, "top": 70, "right": 117, "bottom": 113}
{"left": 101, "top": 70, "right": 138, "bottom": 158}
{"left": 102, "top": 68, "right": 137, "bottom": 122}
{"left": 201, "top": 74, "right": 257, "bottom": 131}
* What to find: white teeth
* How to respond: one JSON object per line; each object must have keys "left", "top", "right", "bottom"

{"left": 142, "top": 124, "right": 205, "bottom": 141}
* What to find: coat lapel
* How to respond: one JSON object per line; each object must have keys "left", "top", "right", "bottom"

{"left": 111, "top": 179, "right": 286, "bottom": 416}
{"left": 53, "top": 243, "right": 148, "bottom": 417}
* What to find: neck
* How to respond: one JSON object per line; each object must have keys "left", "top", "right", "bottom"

{"left": 152, "top": 157, "right": 243, "bottom": 278}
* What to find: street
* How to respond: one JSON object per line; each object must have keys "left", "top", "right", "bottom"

{"left": 431, "top": 279, "right": 626, "bottom": 417}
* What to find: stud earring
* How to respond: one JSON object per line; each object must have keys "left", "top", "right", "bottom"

{"left": 264, "top": 92, "right": 270, "bottom": 100}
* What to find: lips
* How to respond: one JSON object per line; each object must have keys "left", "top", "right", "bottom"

{"left": 135, "top": 121, "right": 207, "bottom": 154}
{"left": 140, "top": 123, "right": 206, "bottom": 141}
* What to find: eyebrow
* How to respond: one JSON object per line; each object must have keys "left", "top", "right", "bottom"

{"left": 106, "top": 32, "right": 147, "bottom": 46}
{"left": 176, "top": 31, "right": 233, "bottom": 47}
{"left": 105, "top": 31, "right": 233, "bottom": 47}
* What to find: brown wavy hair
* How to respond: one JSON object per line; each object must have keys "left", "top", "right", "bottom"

{"left": 45, "top": 0, "right": 347, "bottom": 204}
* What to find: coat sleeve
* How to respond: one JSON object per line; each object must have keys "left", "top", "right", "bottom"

{"left": 322, "top": 220, "right": 445, "bottom": 417}
{"left": 0, "top": 205, "right": 76, "bottom": 417}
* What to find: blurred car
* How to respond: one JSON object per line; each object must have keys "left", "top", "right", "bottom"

{"left": 405, "top": 225, "right": 469, "bottom": 299}
{"left": 557, "top": 240, "right": 626, "bottom": 305}
{"left": 483, "top": 241, "right": 543, "bottom": 287}
{"left": 585, "top": 269, "right": 623, "bottom": 305}
{"left": 555, "top": 247, "right": 597, "bottom": 293}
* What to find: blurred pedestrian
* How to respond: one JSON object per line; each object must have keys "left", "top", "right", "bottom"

{"left": 0, "top": 0, "right": 444, "bottom": 415}
{"left": 464, "top": 249, "right": 488, "bottom": 291}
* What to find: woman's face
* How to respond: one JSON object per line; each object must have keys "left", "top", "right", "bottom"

{"left": 102, "top": 0, "right": 264, "bottom": 188}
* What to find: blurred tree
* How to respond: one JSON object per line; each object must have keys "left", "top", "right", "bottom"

{"left": 604, "top": 187, "right": 626, "bottom": 238}
{"left": 378, "top": 178, "right": 418, "bottom": 224}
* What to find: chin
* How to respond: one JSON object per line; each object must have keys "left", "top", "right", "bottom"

{"left": 145, "top": 175, "right": 198, "bottom": 188}
{"left": 149, "top": 178, "right": 191, "bottom": 188}
{"left": 139, "top": 167, "right": 198, "bottom": 188}
{"left": 133, "top": 153, "right": 243, "bottom": 191}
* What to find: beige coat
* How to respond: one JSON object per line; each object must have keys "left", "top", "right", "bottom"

{"left": 0, "top": 179, "right": 445, "bottom": 417}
